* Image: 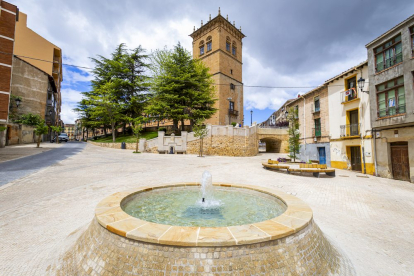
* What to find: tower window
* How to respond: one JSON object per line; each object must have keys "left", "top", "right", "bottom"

{"left": 229, "top": 101, "right": 234, "bottom": 110}
{"left": 230, "top": 83, "right": 235, "bottom": 90}
{"left": 232, "top": 41, "right": 237, "bottom": 56}
{"left": 199, "top": 40, "right": 205, "bottom": 56}
{"left": 207, "top": 41, "right": 212, "bottom": 52}
{"left": 206, "top": 36, "right": 212, "bottom": 52}
{"left": 226, "top": 36, "right": 231, "bottom": 52}
{"left": 230, "top": 69, "right": 233, "bottom": 75}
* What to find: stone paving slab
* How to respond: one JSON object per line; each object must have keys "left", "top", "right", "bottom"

{"left": 0, "top": 144, "right": 413, "bottom": 275}
{"left": 0, "top": 142, "right": 63, "bottom": 163}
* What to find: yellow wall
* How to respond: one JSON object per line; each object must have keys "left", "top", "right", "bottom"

{"left": 14, "top": 13, "right": 62, "bottom": 77}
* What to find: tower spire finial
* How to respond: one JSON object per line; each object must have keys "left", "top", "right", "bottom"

{"left": 201, "top": 20, "right": 203, "bottom": 26}
{"left": 233, "top": 21, "right": 235, "bottom": 26}
{"left": 209, "top": 14, "right": 211, "bottom": 21}
{"left": 218, "top": 7, "right": 221, "bottom": 15}
{"left": 226, "top": 15, "right": 228, "bottom": 20}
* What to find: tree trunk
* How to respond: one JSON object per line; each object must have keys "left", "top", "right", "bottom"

{"left": 173, "top": 119, "right": 178, "bottom": 133}
{"left": 199, "top": 138, "right": 203, "bottom": 157}
{"left": 135, "top": 135, "right": 139, "bottom": 153}
{"left": 104, "top": 127, "right": 107, "bottom": 137}
{"left": 37, "top": 134, "right": 41, "bottom": 148}
{"left": 122, "top": 123, "right": 126, "bottom": 135}
{"left": 112, "top": 123, "right": 116, "bottom": 143}
{"left": 181, "top": 119, "right": 185, "bottom": 131}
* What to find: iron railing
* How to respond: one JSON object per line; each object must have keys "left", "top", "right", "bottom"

{"left": 340, "top": 123, "right": 360, "bottom": 137}
{"left": 311, "top": 103, "right": 320, "bottom": 113}
{"left": 376, "top": 52, "right": 403, "bottom": 72}
{"left": 340, "top": 88, "right": 358, "bottom": 103}
{"left": 378, "top": 104, "right": 406, "bottom": 118}
{"left": 228, "top": 109, "right": 239, "bottom": 116}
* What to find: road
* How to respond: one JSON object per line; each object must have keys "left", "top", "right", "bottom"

{"left": 0, "top": 142, "right": 85, "bottom": 187}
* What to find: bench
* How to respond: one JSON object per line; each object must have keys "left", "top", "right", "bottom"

{"left": 263, "top": 159, "right": 290, "bottom": 170}
{"left": 288, "top": 164, "right": 335, "bottom": 177}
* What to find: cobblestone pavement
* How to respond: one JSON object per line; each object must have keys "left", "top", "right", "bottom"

{"left": 0, "top": 144, "right": 413, "bottom": 275}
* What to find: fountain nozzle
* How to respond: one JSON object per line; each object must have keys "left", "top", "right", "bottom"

{"left": 202, "top": 198, "right": 205, "bottom": 203}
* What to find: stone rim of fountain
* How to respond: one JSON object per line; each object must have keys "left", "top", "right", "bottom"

{"left": 95, "top": 182, "right": 313, "bottom": 247}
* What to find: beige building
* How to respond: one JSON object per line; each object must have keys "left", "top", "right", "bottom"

{"left": 190, "top": 9, "right": 245, "bottom": 126}
{"left": 286, "top": 85, "right": 331, "bottom": 165}
{"left": 326, "top": 61, "right": 375, "bottom": 175}
{"left": 14, "top": 12, "right": 63, "bottom": 127}
{"left": 64, "top": 124, "right": 75, "bottom": 140}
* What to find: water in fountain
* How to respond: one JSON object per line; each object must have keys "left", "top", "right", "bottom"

{"left": 199, "top": 171, "right": 219, "bottom": 207}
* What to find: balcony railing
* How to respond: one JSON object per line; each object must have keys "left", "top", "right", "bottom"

{"left": 340, "top": 123, "right": 361, "bottom": 137}
{"left": 228, "top": 109, "right": 239, "bottom": 116}
{"left": 311, "top": 103, "right": 320, "bottom": 113}
{"left": 375, "top": 52, "right": 403, "bottom": 72}
{"left": 340, "top": 88, "right": 359, "bottom": 103}
{"left": 312, "top": 126, "right": 322, "bottom": 137}
{"left": 378, "top": 104, "right": 406, "bottom": 118}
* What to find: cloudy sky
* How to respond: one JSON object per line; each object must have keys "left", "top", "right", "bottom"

{"left": 12, "top": 0, "right": 414, "bottom": 124}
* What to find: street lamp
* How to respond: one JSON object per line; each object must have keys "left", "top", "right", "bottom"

{"left": 227, "top": 97, "right": 232, "bottom": 125}
{"left": 250, "top": 110, "right": 253, "bottom": 126}
{"left": 357, "top": 77, "right": 369, "bottom": 94}
{"left": 15, "top": 98, "right": 21, "bottom": 108}
{"left": 285, "top": 110, "right": 288, "bottom": 119}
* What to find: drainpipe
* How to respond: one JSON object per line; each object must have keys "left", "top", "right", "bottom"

{"left": 300, "top": 95, "right": 306, "bottom": 159}
{"left": 373, "top": 128, "right": 378, "bottom": 177}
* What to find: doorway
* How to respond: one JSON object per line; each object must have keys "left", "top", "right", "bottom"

{"left": 318, "top": 147, "right": 326, "bottom": 165}
{"left": 349, "top": 146, "right": 361, "bottom": 171}
{"left": 391, "top": 142, "right": 410, "bottom": 181}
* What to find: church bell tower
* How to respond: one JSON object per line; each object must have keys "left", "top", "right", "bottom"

{"left": 190, "top": 8, "right": 245, "bottom": 125}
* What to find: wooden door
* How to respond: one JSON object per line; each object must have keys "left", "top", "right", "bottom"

{"left": 391, "top": 143, "right": 410, "bottom": 181}
{"left": 318, "top": 147, "right": 326, "bottom": 165}
{"left": 350, "top": 146, "right": 361, "bottom": 171}
{"left": 349, "top": 110, "right": 359, "bottom": 136}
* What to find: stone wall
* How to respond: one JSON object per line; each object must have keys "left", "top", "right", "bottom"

{"left": 89, "top": 139, "right": 158, "bottom": 153}
{"left": 5, "top": 124, "right": 36, "bottom": 145}
{"left": 187, "top": 135, "right": 257, "bottom": 157}
{"left": 56, "top": 218, "right": 355, "bottom": 275}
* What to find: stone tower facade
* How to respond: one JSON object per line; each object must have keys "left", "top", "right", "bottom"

{"left": 190, "top": 9, "right": 245, "bottom": 126}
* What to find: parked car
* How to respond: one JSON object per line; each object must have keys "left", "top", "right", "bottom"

{"left": 50, "top": 133, "right": 69, "bottom": 143}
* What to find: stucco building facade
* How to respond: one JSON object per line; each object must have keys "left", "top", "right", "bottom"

{"left": 326, "top": 61, "right": 375, "bottom": 175}
{"left": 286, "top": 85, "right": 331, "bottom": 165}
{"left": 14, "top": 11, "right": 63, "bottom": 128}
{"left": 366, "top": 15, "right": 414, "bottom": 182}
{"left": 190, "top": 9, "right": 245, "bottom": 126}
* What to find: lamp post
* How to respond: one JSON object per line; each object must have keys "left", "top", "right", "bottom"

{"left": 357, "top": 77, "right": 369, "bottom": 94}
{"left": 250, "top": 110, "right": 253, "bottom": 126}
{"left": 285, "top": 110, "right": 288, "bottom": 119}
{"left": 15, "top": 98, "right": 21, "bottom": 108}
{"left": 227, "top": 97, "right": 232, "bottom": 125}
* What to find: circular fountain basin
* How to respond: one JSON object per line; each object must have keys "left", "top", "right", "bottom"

{"left": 95, "top": 183, "right": 313, "bottom": 246}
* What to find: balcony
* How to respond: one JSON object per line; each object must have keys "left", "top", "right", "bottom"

{"left": 52, "top": 68, "right": 59, "bottom": 75}
{"left": 311, "top": 103, "right": 320, "bottom": 113}
{"left": 228, "top": 109, "right": 239, "bottom": 116}
{"left": 312, "top": 126, "right": 322, "bottom": 137}
{"left": 378, "top": 104, "right": 406, "bottom": 118}
{"left": 340, "top": 124, "right": 360, "bottom": 137}
{"left": 340, "top": 88, "right": 359, "bottom": 104}
{"left": 375, "top": 52, "right": 403, "bottom": 72}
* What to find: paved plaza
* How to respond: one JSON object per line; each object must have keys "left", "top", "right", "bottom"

{"left": 0, "top": 143, "right": 413, "bottom": 275}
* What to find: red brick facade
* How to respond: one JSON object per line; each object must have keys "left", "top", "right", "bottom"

{"left": 0, "top": 0, "right": 18, "bottom": 122}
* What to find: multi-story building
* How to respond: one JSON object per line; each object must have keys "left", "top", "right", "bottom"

{"left": 326, "top": 61, "right": 375, "bottom": 174}
{"left": 286, "top": 85, "right": 331, "bottom": 165}
{"left": 14, "top": 11, "right": 63, "bottom": 128}
{"left": 0, "top": 1, "right": 18, "bottom": 147}
{"left": 366, "top": 15, "right": 414, "bottom": 182}
{"left": 190, "top": 9, "right": 245, "bottom": 126}
{"left": 260, "top": 99, "right": 293, "bottom": 127}
{"left": 64, "top": 124, "right": 75, "bottom": 140}
{"left": 7, "top": 56, "right": 58, "bottom": 144}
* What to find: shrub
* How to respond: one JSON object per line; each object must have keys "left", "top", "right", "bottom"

{"left": 158, "top": 127, "right": 166, "bottom": 132}
{"left": 231, "top": 122, "right": 237, "bottom": 127}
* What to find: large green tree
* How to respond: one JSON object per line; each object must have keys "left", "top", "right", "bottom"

{"left": 89, "top": 82, "right": 125, "bottom": 142}
{"left": 147, "top": 43, "right": 217, "bottom": 132}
